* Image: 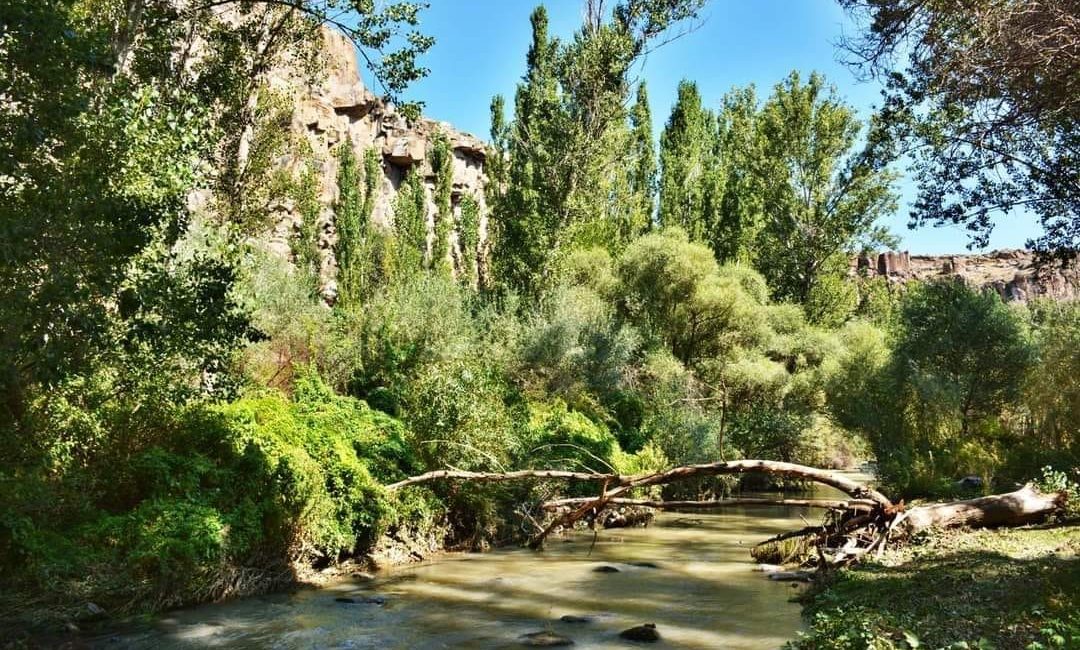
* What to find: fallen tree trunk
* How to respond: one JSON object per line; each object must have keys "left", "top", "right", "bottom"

{"left": 385, "top": 468, "right": 610, "bottom": 492}
{"left": 542, "top": 497, "right": 877, "bottom": 512}
{"left": 609, "top": 460, "right": 893, "bottom": 508}
{"left": 388, "top": 460, "right": 891, "bottom": 506}
{"left": 899, "top": 484, "right": 1065, "bottom": 534}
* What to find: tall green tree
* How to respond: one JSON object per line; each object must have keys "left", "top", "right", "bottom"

{"left": 627, "top": 81, "right": 658, "bottom": 235}
{"left": 430, "top": 132, "right": 454, "bottom": 276}
{"left": 831, "top": 280, "right": 1036, "bottom": 493}
{"left": 708, "top": 86, "right": 761, "bottom": 263}
{"left": 489, "top": 6, "right": 563, "bottom": 296}
{"left": 334, "top": 141, "right": 388, "bottom": 308}
{"left": 0, "top": 0, "right": 434, "bottom": 427}
{"left": 658, "top": 80, "right": 717, "bottom": 241}
{"left": 751, "top": 71, "right": 897, "bottom": 315}
{"left": 489, "top": 1, "right": 706, "bottom": 297}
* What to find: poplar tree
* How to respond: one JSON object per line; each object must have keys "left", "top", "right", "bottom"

{"left": 627, "top": 81, "right": 658, "bottom": 236}
{"left": 489, "top": 2, "right": 706, "bottom": 297}
{"left": 658, "top": 80, "right": 717, "bottom": 242}
{"left": 489, "top": 6, "right": 563, "bottom": 296}
{"left": 709, "top": 86, "right": 761, "bottom": 264}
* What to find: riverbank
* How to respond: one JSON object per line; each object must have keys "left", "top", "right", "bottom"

{"left": 787, "top": 525, "right": 1080, "bottom": 649}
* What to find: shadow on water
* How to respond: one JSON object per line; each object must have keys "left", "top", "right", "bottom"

{"left": 90, "top": 472, "right": 886, "bottom": 649}
{"left": 89, "top": 503, "right": 823, "bottom": 650}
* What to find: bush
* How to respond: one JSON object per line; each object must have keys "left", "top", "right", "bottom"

{"left": 1, "top": 373, "right": 414, "bottom": 619}
{"left": 522, "top": 402, "right": 620, "bottom": 474}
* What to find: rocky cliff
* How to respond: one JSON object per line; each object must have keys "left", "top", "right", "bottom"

{"left": 263, "top": 28, "right": 489, "bottom": 299}
{"left": 854, "top": 249, "right": 1080, "bottom": 302}
{"left": 260, "top": 31, "right": 1078, "bottom": 307}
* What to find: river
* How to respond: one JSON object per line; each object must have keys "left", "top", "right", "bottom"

{"left": 94, "top": 477, "right": 874, "bottom": 649}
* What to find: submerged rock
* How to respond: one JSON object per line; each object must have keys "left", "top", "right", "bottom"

{"left": 334, "top": 595, "right": 387, "bottom": 605}
{"left": 559, "top": 615, "right": 593, "bottom": 624}
{"left": 520, "top": 630, "right": 575, "bottom": 646}
{"left": 592, "top": 565, "right": 620, "bottom": 573}
{"left": 628, "top": 561, "right": 661, "bottom": 569}
{"left": 619, "top": 623, "right": 660, "bottom": 642}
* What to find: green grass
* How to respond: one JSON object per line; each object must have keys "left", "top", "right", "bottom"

{"left": 788, "top": 526, "right": 1080, "bottom": 650}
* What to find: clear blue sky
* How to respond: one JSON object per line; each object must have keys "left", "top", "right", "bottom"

{"left": 360, "top": 0, "right": 1040, "bottom": 254}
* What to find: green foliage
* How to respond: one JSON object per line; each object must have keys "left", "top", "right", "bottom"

{"left": 616, "top": 228, "right": 763, "bottom": 366}
{"left": 392, "top": 168, "right": 429, "bottom": 273}
{"left": 334, "top": 142, "right": 391, "bottom": 308}
{"left": 1018, "top": 300, "right": 1080, "bottom": 474}
{"left": 627, "top": 81, "right": 658, "bottom": 236}
{"left": 457, "top": 194, "right": 482, "bottom": 288}
{"left": 0, "top": 372, "right": 413, "bottom": 615}
{"left": 489, "top": 2, "right": 706, "bottom": 297}
{"left": 430, "top": 132, "right": 454, "bottom": 275}
{"left": 829, "top": 280, "right": 1044, "bottom": 496}
{"left": 752, "top": 71, "right": 897, "bottom": 310}
{"left": 292, "top": 162, "right": 324, "bottom": 290}
{"left": 335, "top": 140, "right": 366, "bottom": 307}
{"left": 523, "top": 403, "right": 619, "bottom": 474}
{"left": 1035, "top": 466, "right": 1080, "bottom": 522}
{"left": 658, "top": 80, "right": 718, "bottom": 242}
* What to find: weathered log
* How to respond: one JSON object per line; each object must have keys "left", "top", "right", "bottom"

{"left": 610, "top": 460, "right": 892, "bottom": 508}
{"left": 899, "top": 484, "right": 1065, "bottom": 534}
{"left": 385, "top": 468, "right": 611, "bottom": 492}
{"left": 541, "top": 497, "right": 877, "bottom": 511}
{"left": 383, "top": 462, "right": 1065, "bottom": 557}
{"left": 388, "top": 460, "right": 891, "bottom": 507}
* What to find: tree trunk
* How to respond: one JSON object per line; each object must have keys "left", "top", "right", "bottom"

{"left": 900, "top": 484, "right": 1065, "bottom": 534}
{"left": 541, "top": 497, "right": 877, "bottom": 511}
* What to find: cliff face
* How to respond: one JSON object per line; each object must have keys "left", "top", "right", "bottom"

{"left": 854, "top": 250, "right": 1080, "bottom": 302}
{"left": 263, "top": 29, "right": 489, "bottom": 299}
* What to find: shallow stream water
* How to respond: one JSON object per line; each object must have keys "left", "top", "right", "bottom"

{"left": 95, "top": 476, "right": 873, "bottom": 649}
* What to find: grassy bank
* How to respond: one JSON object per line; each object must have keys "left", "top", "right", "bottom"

{"left": 788, "top": 526, "right": 1080, "bottom": 649}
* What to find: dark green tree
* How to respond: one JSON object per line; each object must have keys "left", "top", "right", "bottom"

{"left": 489, "top": 1, "right": 706, "bottom": 297}
{"left": 430, "top": 132, "right": 455, "bottom": 276}
{"left": 489, "top": 6, "right": 563, "bottom": 296}
{"left": 658, "top": 80, "right": 717, "bottom": 241}
{"left": 708, "top": 86, "right": 761, "bottom": 263}
{"left": 626, "top": 81, "right": 658, "bottom": 236}
{"left": 392, "top": 168, "right": 428, "bottom": 274}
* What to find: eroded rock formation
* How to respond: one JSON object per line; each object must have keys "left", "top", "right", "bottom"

{"left": 264, "top": 28, "right": 489, "bottom": 299}
{"left": 854, "top": 249, "right": 1079, "bottom": 302}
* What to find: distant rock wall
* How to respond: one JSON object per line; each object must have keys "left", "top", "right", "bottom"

{"left": 265, "top": 28, "right": 490, "bottom": 300}
{"left": 853, "top": 249, "right": 1079, "bottom": 302}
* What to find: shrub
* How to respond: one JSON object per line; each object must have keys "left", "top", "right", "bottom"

{"left": 1, "top": 373, "right": 414, "bottom": 617}
{"left": 522, "top": 402, "right": 619, "bottom": 474}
